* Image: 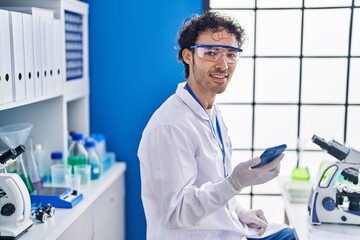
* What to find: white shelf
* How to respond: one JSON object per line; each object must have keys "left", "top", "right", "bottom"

{"left": 64, "top": 77, "right": 89, "bottom": 102}
{"left": 0, "top": 0, "right": 89, "bottom": 156}
{"left": 0, "top": 92, "right": 62, "bottom": 111}
{"left": 0, "top": 2, "right": 124, "bottom": 239}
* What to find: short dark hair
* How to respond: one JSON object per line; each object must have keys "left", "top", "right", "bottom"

{"left": 177, "top": 11, "right": 246, "bottom": 78}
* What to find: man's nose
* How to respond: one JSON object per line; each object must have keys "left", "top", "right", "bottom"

{"left": 215, "top": 53, "right": 229, "bottom": 69}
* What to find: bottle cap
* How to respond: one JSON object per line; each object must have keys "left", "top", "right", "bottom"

{"left": 91, "top": 133, "right": 106, "bottom": 142}
{"left": 85, "top": 139, "right": 96, "bottom": 148}
{"left": 72, "top": 133, "right": 83, "bottom": 141}
{"left": 51, "top": 151, "right": 63, "bottom": 160}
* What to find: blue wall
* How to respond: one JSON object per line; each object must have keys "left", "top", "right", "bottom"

{"left": 83, "top": 0, "right": 202, "bottom": 239}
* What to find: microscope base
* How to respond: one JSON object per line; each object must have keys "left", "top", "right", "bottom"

{"left": 0, "top": 219, "right": 33, "bottom": 239}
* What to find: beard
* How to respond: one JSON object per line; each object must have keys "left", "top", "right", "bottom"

{"left": 192, "top": 61, "right": 231, "bottom": 95}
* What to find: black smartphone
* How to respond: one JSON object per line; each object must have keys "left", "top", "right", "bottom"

{"left": 252, "top": 144, "right": 287, "bottom": 168}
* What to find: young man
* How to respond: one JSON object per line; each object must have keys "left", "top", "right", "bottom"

{"left": 138, "top": 12, "right": 296, "bottom": 240}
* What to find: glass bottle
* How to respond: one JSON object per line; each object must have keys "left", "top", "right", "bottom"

{"left": 85, "top": 138, "right": 101, "bottom": 180}
{"left": 67, "top": 133, "right": 88, "bottom": 173}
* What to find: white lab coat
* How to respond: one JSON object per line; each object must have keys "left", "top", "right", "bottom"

{"left": 138, "top": 82, "right": 286, "bottom": 240}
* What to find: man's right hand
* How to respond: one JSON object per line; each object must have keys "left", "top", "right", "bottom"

{"left": 226, "top": 153, "right": 284, "bottom": 192}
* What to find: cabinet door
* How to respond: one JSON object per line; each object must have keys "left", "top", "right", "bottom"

{"left": 92, "top": 175, "right": 125, "bottom": 240}
{"left": 58, "top": 208, "right": 94, "bottom": 240}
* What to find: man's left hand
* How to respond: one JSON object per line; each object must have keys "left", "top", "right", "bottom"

{"left": 237, "top": 209, "right": 268, "bottom": 236}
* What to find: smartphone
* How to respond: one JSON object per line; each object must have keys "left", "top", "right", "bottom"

{"left": 252, "top": 144, "right": 287, "bottom": 168}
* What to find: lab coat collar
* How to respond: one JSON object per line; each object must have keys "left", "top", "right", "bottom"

{"left": 176, "top": 82, "right": 210, "bottom": 121}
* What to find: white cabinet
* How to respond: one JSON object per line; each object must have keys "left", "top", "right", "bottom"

{"left": 21, "top": 163, "right": 126, "bottom": 240}
{"left": 58, "top": 163, "right": 126, "bottom": 240}
{"left": 92, "top": 174, "right": 125, "bottom": 239}
{"left": 0, "top": 1, "right": 127, "bottom": 239}
{"left": 0, "top": 0, "right": 89, "bottom": 158}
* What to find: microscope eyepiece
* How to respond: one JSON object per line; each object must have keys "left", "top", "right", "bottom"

{"left": 312, "top": 134, "right": 349, "bottom": 160}
{"left": 312, "top": 135, "right": 331, "bottom": 150}
{"left": 13, "top": 144, "right": 26, "bottom": 158}
{"left": 0, "top": 148, "right": 17, "bottom": 164}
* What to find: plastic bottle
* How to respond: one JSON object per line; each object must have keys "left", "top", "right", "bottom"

{"left": 85, "top": 138, "right": 101, "bottom": 180}
{"left": 68, "top": 133, "right": 88, "bottom": 173}
{"left": 90, "top": 133, "right": 106, "bottom": 161}
{"left": 33, "top": 144, "right": 50, "bottom": 183}
{"left": 50, "top": 151, "right": 63, "bottom": 183}
{"left": 51, "top": 151, "right": 63, "bottom": 165}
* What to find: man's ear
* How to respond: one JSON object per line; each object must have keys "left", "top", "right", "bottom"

{"left": 182, "top": 48, "right": 192, "bottom": 65}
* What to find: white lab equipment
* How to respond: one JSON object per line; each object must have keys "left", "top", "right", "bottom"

{"left": 0, "top": 147, "right": 33, "bottom": 238}
{"left": 309, "top": 135, "right": 360, "bottom": 225}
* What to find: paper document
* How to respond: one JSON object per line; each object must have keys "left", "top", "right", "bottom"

{"left": 243, "top": 223, "right": 290, "bottom": 238}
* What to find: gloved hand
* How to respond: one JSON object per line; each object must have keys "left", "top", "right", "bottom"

{"left": 226, "top": 153, "right": 284, "bottom": 192}
{"left": 237, "top": 209, "right": 268, "bottom": 236}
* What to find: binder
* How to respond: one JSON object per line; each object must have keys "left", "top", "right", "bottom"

{"left": 53, "top": 19, "right": 63, "bottom": 93}
{"left": 0, "top": 9, "right": 13, "bottom": 104}
{"left": 46, "top": 19, "right": 55, "bottom": 94}
{"left": 40, "top": 17, "right": 49, "bottom": 96}
{"left": 0, "top": 7, "right": 54, "bottom": 98}
{"left": 22, "top": 13, "right": 35, "bottom": 99}
{"left": 32, "top": 15, "right": 43, "bottom": 97}
{"left": 9, "top": 11, "right": 26, "bottom": 101}
{"left": 0, "top": 7, "right": 54, "bottom": 19}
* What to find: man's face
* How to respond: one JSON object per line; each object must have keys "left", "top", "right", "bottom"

{"left": 183, "top": 29, "right": 239, "bottom": 100}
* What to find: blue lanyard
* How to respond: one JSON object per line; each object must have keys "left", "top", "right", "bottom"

{"left": 185, "top": 83, "right": 228, "bottom": 177}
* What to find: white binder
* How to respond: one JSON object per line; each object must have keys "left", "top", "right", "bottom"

{"left": 32, "top": 15, "right": 43, "bottom": 97}
{"left": 0, "top": 9, "right": 13, "bottom": 104}
{"left": 46, "top": 19, "right": 55, "bottom": 94}
{"left": 23, "top": 13, "right": 35, "bottom": 99}
{"left": 40, "top": 17, "right": 49, "bottom": 96}
{"left": 9, "top": 11, "right": 26, "bottom": 101}
{"left": 0, "top": 7, "right": 54, "bottom": 19}
{"left": 0, "top": 7, "right": 54, "bottom": 99}
{"left": 53, "top": 19, "right": 63, "bottom": 93}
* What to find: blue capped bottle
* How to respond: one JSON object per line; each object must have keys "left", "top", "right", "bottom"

{"left": 85, "top": 138, "right": 101, "bottom": 180}
{"left": 67, "top": 133, "right": 88, "bottom": 173}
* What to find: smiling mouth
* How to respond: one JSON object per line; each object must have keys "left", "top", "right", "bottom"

{"left": 210, "top": 73, "right": 228, "bottom": 79}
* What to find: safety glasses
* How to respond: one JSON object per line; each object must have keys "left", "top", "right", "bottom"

{"left": 190, "top": 44, "right": 243, "bottom": 64}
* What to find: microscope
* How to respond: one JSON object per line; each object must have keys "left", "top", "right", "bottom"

{"left": 308, "top": 135, "right": 360, "bottom": 225}
{"left": 0, "top": 145, "right": 33, "bottom": 239}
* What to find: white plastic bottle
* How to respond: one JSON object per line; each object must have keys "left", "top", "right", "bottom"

{"left": 91, "top": 133, "right": 106, "bottom": 161}
{"left": 85, "top": 138, "right": 101, "bottom": 180}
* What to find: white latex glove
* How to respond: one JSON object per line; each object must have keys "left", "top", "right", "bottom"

{"left": 237, "top": 209, "right": 268, "bottom": 236}
{"left": 226, "top": 153, "right": 284, "bottom": 192}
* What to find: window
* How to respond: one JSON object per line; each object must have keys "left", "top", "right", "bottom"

{"left": 206, "top": 0, "right": 360, "bottom": 222}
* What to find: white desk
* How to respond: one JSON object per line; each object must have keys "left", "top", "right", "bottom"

{"left": 280, "top": 179, "right": 360, "bottom": 240}
{"left": 20, "top": 162, "right": 126, "bottom": 240}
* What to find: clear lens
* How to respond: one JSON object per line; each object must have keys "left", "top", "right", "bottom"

{"left": 191, "top": 45, "right": 242, "bottom": 63}
{"left": 197, "top": 47, "right": 240, "bottom": 63}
